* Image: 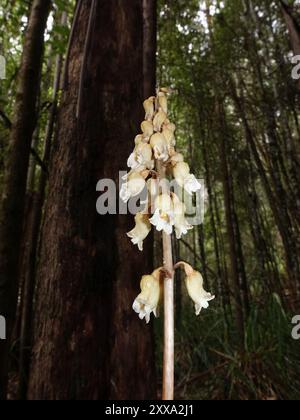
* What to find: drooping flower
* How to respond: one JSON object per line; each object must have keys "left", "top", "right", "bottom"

{"left": 153, "top": 110, "right": 167, "bottom": 132}
{"left": 173, "top": 162, "right": 201, "bottom": 195}
{"left": 150, "top": 133, "right": 169, "bottom": 162}
{"left": 141, "top": 120, "right": 154, "bottom": 140}
{"left": 127, "top": 143, "right": 154, "bottom": 171}
{"left": 172, "top": 194, "right": 193, "bottom": 239}
{"left": 134, "top": 134, "right": 143, "bottom": 146}
{"left": 127, "top": 212, "right": 151, "bottom": 251}
{"left": 150, "top": 194, "right": 174, "bottom": 235}
{"left": 162, "top": 126, "right": 176, "bottom": 151}
{"left": 120, "top": 172, "right": 147, "bottom": 203}
{"left": 143, "top": 96, "right": 156, "bottom": 121}
{"left": 170, "top": 152, "right": 184, "bottom": 166}
{"left": 158, "top": 92, "right": 168, "bottom": 114}
{"left": 132, "top": 268, "right": 162, "bottom": 323}
{"left": 175, "top": 262, "right": 215, "bottom": 316}
{"left": 163, "top": 120, "right": 176, "bottom": 134}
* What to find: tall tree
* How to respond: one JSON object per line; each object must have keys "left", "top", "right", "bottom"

{"left": 217, "top": 100, "right": 245, "bottom": 351}
{"left": 28, "top": 0, "right": 157, "bottom": 400}
{"left": 143, "top": 0, "right": 157, "bottom": 97}
{"left": 280, "top": 0, "right": 300, "bottom": 56}
{"left": 18, "top": 11, "right": 68, "bottom": 400}
{"left": 0, "top": 0, "right": 52, "bottom": 400}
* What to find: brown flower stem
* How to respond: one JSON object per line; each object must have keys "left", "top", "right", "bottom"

{"left": 156, "top": 160, "right": 174, "bottom": 400}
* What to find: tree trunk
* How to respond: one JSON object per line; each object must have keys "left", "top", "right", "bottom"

{"left": 18, "top": 13, "right": 67, "bottom": 400}
{"left": 230, "top": 78, "right": 300, "bottom": 297}
{"left": 0, "top": 0, "right": 52, "bottom": 400}
{"left": 217, "top": 100, "right": 245, "bottom": 352}
{"left": 228, "top": 170, "right": 250, "bottom": 318}
{"left": 244, "top": 136, "right": 281, "bottom": 294}
{"left": 28, "top": 0, "right": 156, "bottom": 400}
{"left": 143, "top": 0, "right": 157, "bottom": 98}
{"left": 201, "top": 112, "right": 231, "bottom": 316}
{"left": 239, "top": 4, "right": 300, "bottom": 293}
{"left": 280, "top": 0, "right": 300, "bottom": 56}
{"left": 198, "top": 224, "right": 209, "bottom": 288}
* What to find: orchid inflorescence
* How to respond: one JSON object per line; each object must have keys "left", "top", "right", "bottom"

{"left": 120, "top": 88, "right": 215, "bottom": 323}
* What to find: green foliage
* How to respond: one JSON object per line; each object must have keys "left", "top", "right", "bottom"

{"left": 157, "top": 0, "right": 300, "bottom": 399}
{"left": 156, "top": 296, "right": 300, "bottom": 400}
{"left": 0, "top": 0, "right": 74, "bottom": 193}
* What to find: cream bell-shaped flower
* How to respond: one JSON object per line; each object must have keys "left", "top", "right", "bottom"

{"left": 150, "top": 193, "right": 174, "bottom": 235}
{"left": 150, "top": 133, "right": 169, "bottom": 162}
{"left": 120, "top": 172, "right": 147, "bottom": 203}
{"left": 134, "top": 134, "right": 143, "bottom": 146}
{"left": 173, "top": 162, "right": 201, "bottom": 195}
{"left": 175, "top": 262, "right": 215, "bottom": 315}
{"left": 141, "top": 120, "right": 154, "bottom": 140}
{"left": 170, "top": 152, "right": 184, "bottom": 166}
{"left": 172, "top": 194, "right": 193, "bottom": 239}
{"left": 153, "top": 110, "right": 167, "bottom": 132}
{"left": 127, "top": 143, "right": 154, "bottom": 171}
{"left": 127, "top": 212, "right": 151, "bottom": 251}
{"left": 158, "top": 92, "right": 168, "bottom": 114}
{"left": 162, "top": 126, "right": 176, "bottom": 151}
{"left": 132, "top": 268, "right": 162, "bottom": 323}
{"left": 143, "top": 96, "right": 156, "bottom": 121}
{"left": 163, "top": 120, "right": 176, "bottom": 134}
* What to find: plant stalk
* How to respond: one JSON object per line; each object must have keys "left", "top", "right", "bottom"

{"left": 157, "top": 161, "right": 174, "bottom": 400}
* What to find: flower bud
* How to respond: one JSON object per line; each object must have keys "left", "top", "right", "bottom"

{"left": 160, "top": 87, "right": 171, "bottom": 94}
{"left": 158, "top": 92, "right": 168, "bottom": 114}
{"left": 143, "top": 96, "right": 156, "bottom": 121}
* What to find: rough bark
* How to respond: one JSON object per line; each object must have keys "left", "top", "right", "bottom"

{"left": 28, "top": 0, "right": 156, "bottom": 400}
{"left": 143, "top": 0, "right": 157, "bottom": 98}
{"left": 18, "top": 14, "right": 67, "bottom": 400}
{"left": 0, "top": 0, "right": 52, "bottom": 400}
{"left": 280, "top": 0, "right": 300, "bottom": 56}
